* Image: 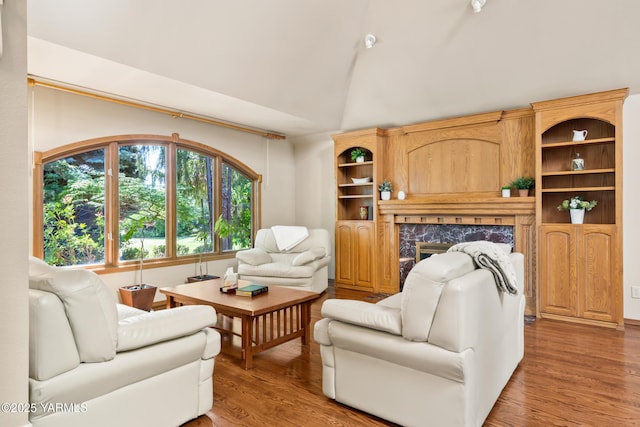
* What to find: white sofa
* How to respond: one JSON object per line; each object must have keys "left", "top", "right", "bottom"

{"left": 236, "top": 228, "right": 331, "bottom": 293}
{"left": 28, "top": 257, "right": 220, "bottom": 427}
{"left": 314, "top": 249, "right": 525, "bottom": 427}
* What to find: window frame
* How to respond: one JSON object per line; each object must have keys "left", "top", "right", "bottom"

{"left": 33, "top": 133, "right": 262, "bottom": 274}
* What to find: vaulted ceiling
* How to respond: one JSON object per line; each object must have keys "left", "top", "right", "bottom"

{"left": 27, "top": 0, "right": 640, "bottom": 137}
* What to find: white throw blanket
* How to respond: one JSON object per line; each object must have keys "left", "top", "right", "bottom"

{"left": 447, "top": 241, "right": 519, "bottom": 295}
{"left": 271, "top": 225, "right": 309, "bottom": 251}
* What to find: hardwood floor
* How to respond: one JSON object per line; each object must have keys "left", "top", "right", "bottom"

{"left": 183, "top": 284, "right": 640, "bottom": 427}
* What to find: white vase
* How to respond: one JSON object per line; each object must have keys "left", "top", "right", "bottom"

{"left": 356, "top": 156, "right": 365, "bottom": 163}
{"left": 381, "top": 191, "right": 391, "bottom": 201}
{"left": 570, "top": 208, "right": 585, "bottom": 224}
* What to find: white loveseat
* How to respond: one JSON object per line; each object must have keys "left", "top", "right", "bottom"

{"left": 236, "top": 228, "right": 331, "bottom": 293}
{"left": 314, "top": 249, "right": 525, "bottom": 427}
{"left": 28, "top": 257, "right": 220, "bottom": 427}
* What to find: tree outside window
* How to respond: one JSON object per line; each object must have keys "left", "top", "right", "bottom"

{"left": 38, "top": 136, "right": 258, "bottom": 268}
{"left": 43, "top": 149, "right": 105, "bottom": 266}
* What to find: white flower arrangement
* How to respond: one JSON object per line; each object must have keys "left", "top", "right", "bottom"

{"left": 557, "top": 196, "right": 597, "bottom": 211}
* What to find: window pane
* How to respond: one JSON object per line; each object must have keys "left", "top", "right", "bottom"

{"left": 43, "top": 149, "right": 106, "bottom": 266}
{"left": 221, "top": 162, "right": 252, "bottom": 251}
{"left": 119, "top": 145, "right": 166, "bottom": 261}
{"left": 176, "top": 149, "right": 215, "bottom": 256}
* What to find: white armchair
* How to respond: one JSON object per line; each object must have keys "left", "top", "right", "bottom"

{"left": 28, "top": 257, "right": 220, "bottom": 427}
{"left": 314, "top": 249, "right": 525, "bottom": 427}
{"left": 236, "top": 228, "right": 331, "bottom": 293}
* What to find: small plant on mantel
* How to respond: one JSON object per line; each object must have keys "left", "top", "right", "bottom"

{"left": 378, "top": 180, "right": 393, "bottom": 192}
{"left": 510, "top": 176, "right": 535, "bottom": 197}
{"left": 510, "top": 176, "right": 535, "bottom": 190}
{"left": 378, "top": 180, "right": 393, "bottom": 200}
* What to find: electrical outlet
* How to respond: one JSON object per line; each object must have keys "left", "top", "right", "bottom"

{"left": 632, "top": 286, "right": 640, "bottom": 299}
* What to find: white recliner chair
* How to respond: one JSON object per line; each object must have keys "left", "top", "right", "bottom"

{"left": 314, "top": 247, "right": 525, "bottom": 427}
{"left": 28, "top": 257, "right": 221, "bottom": 427}
{"left": 236, "top": 228, "right": 331, "bottom": 293}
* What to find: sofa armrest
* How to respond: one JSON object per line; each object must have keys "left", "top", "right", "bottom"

{"left": 321, "top": 299, "right": 402, "bottom": 335}
{"left": 236, "top": 248, "right": 272, "bottom": 266}
{"left": 291, "top": 247, "right": 326, "bottom": 266}
{"left": 117, "top": 305, "right": 217, "bottom": 352}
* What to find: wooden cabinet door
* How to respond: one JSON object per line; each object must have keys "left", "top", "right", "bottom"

{"left": 335, "top": 222, "right": 354, "bottom": 286}
{"left": 539, "top": 225, "right": 576, "bottom": 317}
{"left": 577, "top": 225, "right": 617, "bottom": 322}
{"left": 354, "top": 222, "right": 373, "bottom": 289}
{"left": 335, "top": 221, "right": 374, "bottom": 291}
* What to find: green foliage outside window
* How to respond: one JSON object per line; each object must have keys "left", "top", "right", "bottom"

{"left": 41, "top": 140, "right": 256, "bottom": 267}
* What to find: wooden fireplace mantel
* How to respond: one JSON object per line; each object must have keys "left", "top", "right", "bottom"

{"left": 378, "top": 195, "right": 536, "bottom": 220}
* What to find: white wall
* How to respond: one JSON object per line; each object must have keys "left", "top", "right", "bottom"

{"left": 291, "top": 132, "right": 336, "bottom": 277}
{"left": 0, "top": 1, "right": 30, "bottom": 426}
{"left": 30, "top": 86, "right": 297, "bottom": 297}
{"left": 623, "top": 93, "right": 640, "bottom": 320}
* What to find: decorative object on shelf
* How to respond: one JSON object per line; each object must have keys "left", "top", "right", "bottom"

{"left": 572, "top": 129, "right": 588, "bottom": 141}
{"left": 557, "top": 196, "right": 598, "bottom": 224}
{"left": 397, "top": 190, "right": 406, "bottom": 200}
{"left": 572, "top": 152, "right": 585, "bottom": 171}
{"left": 501, "top": 185, "right": 511, "bottom": 198}
{"left": 510, "top": 176, "right": 534, "bottom": 197}
{"left": 350, "top": 147, "right": 367, "bottom": 163}
{"left": 359, "top": 206, "right": 368, "bottom": 220}
{"left": 351, "top": 177, "right": 371, "bottom": 184}
{"left": 378, "top": 180, "right": 393, "bottom": 200}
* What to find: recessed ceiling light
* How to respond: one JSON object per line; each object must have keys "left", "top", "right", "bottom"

{"left": 364, "top": 34, "right": 377, "bottom": 49}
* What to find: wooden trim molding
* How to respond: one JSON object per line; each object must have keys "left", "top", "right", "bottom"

{"left": 28, "top": 77, "right": 286, "bottom": 140}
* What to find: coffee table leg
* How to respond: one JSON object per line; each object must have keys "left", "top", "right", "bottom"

{"left": 165, "top": 295, "right": 176, "bottom": 309}
{"left": 241, "top": 315, "right": 253, "bottom": 369}
{"left": 301, "top": 302, "right": 311, "bottom": 345}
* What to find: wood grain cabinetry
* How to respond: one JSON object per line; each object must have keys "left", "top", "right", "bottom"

{"left": 335, "top": 221, "right": 374, "bottom": 290}
{"left": 333, "top": 129, "right": 384, "bottom": 292}
{"left": 533, "top": 89, "right": 626, "bottom": 329}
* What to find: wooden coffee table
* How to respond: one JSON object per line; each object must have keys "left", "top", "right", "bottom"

{"left": 160, "top": 279, "right": 321, "bottom": 369}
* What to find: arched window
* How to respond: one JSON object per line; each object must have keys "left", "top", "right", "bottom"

{"left": 33, "top": 134, "right": 261, "bottom": 272}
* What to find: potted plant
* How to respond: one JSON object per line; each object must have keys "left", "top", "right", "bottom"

{"left": 187, "top": 215, "right": 232, "bottom": 282}
{"left": 510, "top": 176, "right": 535, "bottom": 197}
{"left": 351, "top": 148, "right": 367, "bottom": 163}
{"left": 501, "top": 185, "right": 511, "bottom": 198}
{"left": 557, "top": 196, "right": 597, "bottom": 224}
{"left": 119, "top": 212, "right": 158, "bottom": 311}
{"left": 378, "top": 180, "right": 393, "bottom": 200}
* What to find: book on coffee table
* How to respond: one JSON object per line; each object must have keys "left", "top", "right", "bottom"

{"left": 236, "top": 284, "right": 269, "bottom": 297}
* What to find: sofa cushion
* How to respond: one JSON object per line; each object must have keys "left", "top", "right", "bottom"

{"left": 236, "top": 248, "right": 272, "bottom": 265}
{"left": 401, "top": 252, "right": 475, "bottom": 342}
{"left": 292, "top": 247, "right": 326, "bottom": 266}
{"left": 29, "top": 260, "right": 118, "bottom": 363}
{"left": 117, "top": 305, "right": 216, "bottom": 352}
{"left": 29, "top": 290, "right": 80, "bottom": 381}
{"left": 237, "top": 262, "right": 315, "bottom": 278}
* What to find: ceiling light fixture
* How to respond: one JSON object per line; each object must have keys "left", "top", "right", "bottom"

{"left": 471, "top": 0, "right": 486, "bottom": 13}
{"left": 364, "top": 34, "right": 377, "bottom": 49}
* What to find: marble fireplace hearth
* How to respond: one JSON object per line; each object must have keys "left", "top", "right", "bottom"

{"left": 399, "top": 223, "right": 514, "bottom": 288}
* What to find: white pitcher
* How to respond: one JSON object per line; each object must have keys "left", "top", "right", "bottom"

{"left": 572, "top": 130, "right": 588, "bottom": 141}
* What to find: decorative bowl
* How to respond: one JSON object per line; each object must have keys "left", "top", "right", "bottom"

{"left": 351, "top": 177, "right": 372, "bottom": 184}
